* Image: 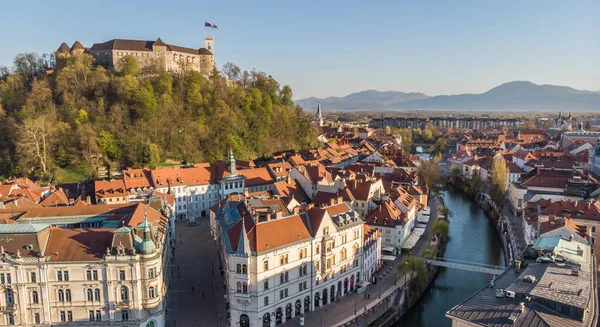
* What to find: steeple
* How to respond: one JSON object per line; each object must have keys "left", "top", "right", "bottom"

{"left": 136, "top": 206, "right": 156, "bottom": 255}
{"left": 315, "top": 102, "right": 324, "bottom": 127}
{"left": 228, "top": 148, "right": 237, "bottom": 175}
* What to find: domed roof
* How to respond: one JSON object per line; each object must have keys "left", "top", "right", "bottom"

{"left": 136, "top": 238, "right": 156, "bottom": 255}
{"left": 56, "top": 43, "right": 70, "bottom": 53}
{"left": 134, "top": 218, "right": 156, "bottom": 255}
{"left": 71, "top": 41, "right": 85, "bottom": 51}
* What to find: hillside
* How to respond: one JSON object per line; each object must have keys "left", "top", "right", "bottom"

{"left": 296, "top": 81, "right": 600, "bottom": 111}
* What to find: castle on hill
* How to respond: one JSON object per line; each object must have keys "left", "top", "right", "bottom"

{"left": 55, "top": 36, "right": 215, "bottom": 75}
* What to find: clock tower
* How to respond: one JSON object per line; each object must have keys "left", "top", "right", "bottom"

{"left": 205, "top": 36, "right": 214, "bottom": 54}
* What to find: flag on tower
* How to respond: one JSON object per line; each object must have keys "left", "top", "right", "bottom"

{"left": 205, "top": 21, "right": 213, "bottom": 28}
{"left": 212, "top": 24, "right": 219, "bottom": 30}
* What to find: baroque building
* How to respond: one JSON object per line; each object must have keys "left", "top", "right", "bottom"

{"left": 0, "top": 203, "right": 171, "bottom": 326}
{"left": 55, "top": 37, "right": 215, "bottom": 75}
{"left": 211, "top": 197, "right": 365, "bottom": 327}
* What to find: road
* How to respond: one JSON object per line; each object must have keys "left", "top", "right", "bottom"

{"left": 165, "top": 218, "right": 228, "bottom": 327}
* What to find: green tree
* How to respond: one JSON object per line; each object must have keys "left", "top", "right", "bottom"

{"left": 431, "top": 219, "right": 450, "bottom": 238}
{"left": 98, "top": 131, "right": 121, "bottom": 161}
{"left": 396, "top": 257, "right": 428, "bottom": 300}
{"left": 490, "top": 156, "right": 508, "bottom": 207}
{"left": 418, "top": 161, "right": 441, "bottom": 191}
{"left": 423, "top": 244, "right": 438, "bottom": 259}
{"left": 118, "top": 55, "right": 140, "bottom": 76}
{"left": 433, "top": 138, "right": 447, "bottom": 155}
{"left": 439, "top": 206, "right": 453, "bottom": 219}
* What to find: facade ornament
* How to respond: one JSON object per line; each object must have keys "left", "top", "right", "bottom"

{"left": 106, "top": 247, "right": 111, "bottom": 256}
{"left": 16, "top": 250, "right": 20, "bottom": 258}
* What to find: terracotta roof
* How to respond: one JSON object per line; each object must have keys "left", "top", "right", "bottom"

{"left": 46, "top": 228, "right": 115, "bottom": 261}
{"left": 267, "top": 161, "right": 293, "bottom": 179}
{"left": 0, "top": 197, "right": 41, "bottom": 210}
{"left": 288, "top": 155, "right": 306, "bottom": 167}
{"left": 10, "top": 188, "right": 41, "bottom": 203}
{"left": 274, "top": 180, "right": 309, "bottom": 203}
{"left": 18, "top": 204, "right": 133, "bottom": 220}
{"left": 252, "top": 214, "right": 312, "bottom": 253}
{"left": 325, "top": 203, "right": 353, "bottom": 216}
{"left": 507, "top": 162, "right": 525, "bottom": 174}
{"left": 235, "top": 168, "right": 275, "bottom": 187}
{"left": 366, "top": 199, "right": 406, "bottom": 227}
{"left": 521, "top": 169, "right": 594, "bottom": 189}
{"left": 40, "top": 189, "right": 70, "bottom": 206}
{"left": 539, "top": 200, "right": 600, "bottom": 220}
{"left": 125, "top": 203, "right": 168, "bottom": 235}
{"left": 95, "top": 179, "right": 128, "bottom": 198}
{"left": 297, "top": 164, "right": 333, "bottom": 184}
{"left": 123, "top": 168, "right": 153, "bottom": 189}
{"left": 449, "top": 150, "right": 471, "bottom": 162}
{"left": 151, "top": 165, "right": 212, "bottom": 187}
{"left": 0, "top": 184, "right": 14, "bottom": 198}
{"left": 391, "top": 186, "right": 420, "bottom": 211}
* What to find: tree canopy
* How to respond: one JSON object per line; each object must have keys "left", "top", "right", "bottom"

{"left": 0, "top": 55, "right": 318, "bottom": 181}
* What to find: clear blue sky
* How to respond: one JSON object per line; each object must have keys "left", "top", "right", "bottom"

{"left": 1, "top": 0, "right": 598, "bottom": 99}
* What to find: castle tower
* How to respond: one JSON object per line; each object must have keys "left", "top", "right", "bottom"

{"left": 315, "top": 102, "right": 324, "bottom": 127}
{"left": 205, "top": 36, "right": 214, "bottom": 54}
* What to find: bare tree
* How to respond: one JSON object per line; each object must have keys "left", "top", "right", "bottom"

{"left": 17, "top": 113, "right": 57, "bottom": 174}
{"left": 221, "top": 62, "right": 241, "bottom": 81}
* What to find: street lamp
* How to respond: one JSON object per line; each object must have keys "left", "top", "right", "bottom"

{"left": 354, "top": 298, "right": 357, "bottom": 315}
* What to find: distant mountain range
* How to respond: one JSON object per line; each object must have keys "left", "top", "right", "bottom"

{"left": 295, "top": 81, "right": 600, "bottom": 111}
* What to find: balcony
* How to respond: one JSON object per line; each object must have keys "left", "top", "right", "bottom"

{"left": 114, "top": 301, "right": 130, "bottom": 309}
{"left": 234, "top": 292, "right": 251, "bottom": 304}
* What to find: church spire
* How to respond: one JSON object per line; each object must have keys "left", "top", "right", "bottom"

{"left": 315, "top": 102, "right": 323, "bottom": 127}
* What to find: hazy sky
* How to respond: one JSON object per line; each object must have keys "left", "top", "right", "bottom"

{"left": 1, "top": 0, "right": 598, "bottom": 99}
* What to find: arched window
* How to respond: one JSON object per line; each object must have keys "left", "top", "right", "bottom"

{"left": 299, "top": 266, "right": 303, "bottom": 277}
{"left": 240, "top": 314, "right": 250, "bottom": 327}
{"left": 236, "top": 264, "right": 241, "bottom": 274}
{"left": 280, "top": 273, "right": 284, "bottom": 284}
{"left": 242, "top": 264, "right": 247, "bottom": 274}
{"left": 87, "top": 289, "right": 93, "bottom": 301}
{"left": 237, "top": 281, "right": 242, "bottom": 293}
{"left": 5, "top": 289, "right": 13, "bottom": 305}
{"left": 94, "top": 288, "right": 101, "bottom": 301}
{"left": 148, "top": 286, "right": 156, "bottom": 298}
{"left": 173, "top": 54, "right": 177, "bottom": 61}
{"left": 120, "top": 286, "right": 129, "bottom": 301}
{"left": 353, "top": 244, "right": 359, "bottom": 255}
{"left": 285, "top": 271, "right": 289, "bottom": 282}
{"left": 66, "top": 289, "right": 71, "bottom": 302}
{"left": 58, "top": 289, "right": 65, "bottom": 302}
{"left": 242, "top": 282, "right": 248, "bottom": 294}
{"left": 32, "top": 290, "right": 39, "bottom": 304}
{"left": 303, "top": 265, "right": 308, "bottom": 276}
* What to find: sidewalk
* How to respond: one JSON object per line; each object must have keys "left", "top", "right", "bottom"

{"left": 281, "top": 195, "right": 441, "bottom": 327}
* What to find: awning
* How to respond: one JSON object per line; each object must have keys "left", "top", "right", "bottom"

{"left": 382, "top": 255, "right": 396, "bottom": 261}
{"left": 382, "top": 246, "right": 395, "bottom": 252}
{"left": 417, "top": 215, "right": 430, "bottom": 223}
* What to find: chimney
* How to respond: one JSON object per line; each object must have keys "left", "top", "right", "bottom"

{"left": 293, "top": 207, "right": 300, "bottom": 215}
{"left": 336, "top": 196, "right": 343, "bottom": 204}
{"left": 265, "top": 213, "right": 272, "bottom": 221}
{"left": 514, "top": 260, "right": 521, "bottom": 272}
{"left": 330, "top": 198, "right": 336, "bottom": 206}
{"left": 275, "top": 211, "right": 283, "bottom": 219}
{"left": 86, "top": 196, "right": 91, "bottom": 204}
{"left": 286, "top": 175, "right": 292, "bottom": 185}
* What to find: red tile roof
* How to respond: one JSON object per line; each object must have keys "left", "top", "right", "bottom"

{"left": 46, "top": 228, "right": 115, "bottom": 261}
{"left": 366, "top": 199, "right": 407, "bottom": 227}
{"left": 95, "top": 179, "right": 128, "bottom": 198}
{"left": 40, "top": 189, "right": 70, "bottom": 207}
{"left": 123, "top": 168, "right": 153, "bottom": 189}
{"left": 151, "top": 165, "right": 212, "bottom": 187}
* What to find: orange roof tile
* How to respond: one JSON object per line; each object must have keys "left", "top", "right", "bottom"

{"left": 46, "top": 228, "right": 115, "bottom": 261}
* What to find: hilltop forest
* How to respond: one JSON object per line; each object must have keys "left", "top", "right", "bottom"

{"left": 0, "top": 53, "right": 318, "bottom": 182}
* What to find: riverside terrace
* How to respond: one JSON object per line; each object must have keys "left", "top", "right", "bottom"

{"left": 446, "top": 235, "right": 598, "bottom": 327}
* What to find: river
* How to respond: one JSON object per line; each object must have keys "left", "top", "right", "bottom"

{"left": 396, "top": 189, "right": 505, "bottom": 326}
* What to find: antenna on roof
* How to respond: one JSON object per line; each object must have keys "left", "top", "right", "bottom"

{"left": 144, "top": 206, "right": 148, "bottom": 225}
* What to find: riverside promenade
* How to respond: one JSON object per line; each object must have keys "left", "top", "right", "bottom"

{"left": 280, "top": 195, "right": 441, "bottom": 327}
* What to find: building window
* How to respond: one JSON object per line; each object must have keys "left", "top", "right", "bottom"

{"left": 148, "top": 267, "right": 157, "bottom": 279}
{"left": 119, "top": 270, "right": 126, "bottom": 280}
{"left": 32, "top": 290, "right": 39, "bottom": 304}
{"left": 89, "top": 310, "right": 95, "bottom": 321}
{"left": 280, "top": 254, "right": 288, "bottom": 265}
{"left": 236, "top": 264, "right": 241, "bottom": 274}
{"left": 66, "top": 289, "right": 71, "bottom": 302}
{"left": 120, "top": 286, "right": 129, "bottom": 301}
{"left": 94, "top": 288, "right": 101, "bottom": 301}
{"left": 57, "top": 271, "right": 62, "bottom": 281}
{"left": 86, "top": 270, "right": 92, "bottom": 280}
{"left": 264, "top": 296, "right": 269, "bottom": 306}
{"left": 592, "top": 226, "right": 596, "bottom": 233}
{"left": 87, "top": 289, "right": 93, "bottom": 301}
{"left": 58, "top": 290, "right": 65, "bottom": 302}
{"left": 148, "top": 286, "right": 156, "bottom": 299}
{"left": 237, "top": 281, "right": 242, "bottom": 293}
{"left": 299, "top": 248, "right": 307, "bottom": 259}
{"left": 264, "top": 280, "right": 269, "bottom": 290}
{"left": 242, "top": 264, "right": 247, "bottom": 274}
{"left": 34, "top": 312, "right": 40, "bottom": 324}
{"left": 64, "top": 271, "right": 69, "bottom": 281}
{"left": 242, "top": 282, "right": 248, "bottom": 293}
{"left": 95, "top": 310, "right": 101, "bottom": 321}
{"left": 316, "top": 245, "right": 320, "bottom": 254}
{"left": 60, "top": 311, "right": 66, "bottom": 322}
{"left": 67, "top": 311, "right": 73, "bottom": 322}
{"left": 263, "top": 261, "right": 269, "bottom": 271}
